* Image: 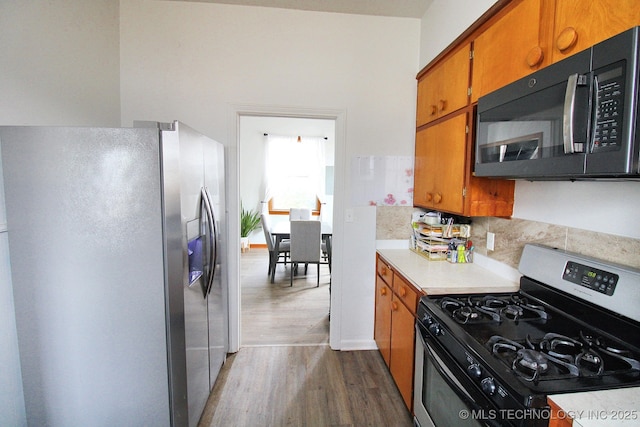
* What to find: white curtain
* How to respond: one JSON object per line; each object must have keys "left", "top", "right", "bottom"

{"left": 264, "top": 135, "right": 325, "bottom": 210}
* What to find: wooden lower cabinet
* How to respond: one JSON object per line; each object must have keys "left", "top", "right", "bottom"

{"left": 547, "top": 398, "right": 573, "bottom": 427}
{"left": 374, "top": 276, "right": 392, "bottom": 365}
{"left": 389, "top": 292, "right": 416, "bottom": 411}
{"left": 374, "top": 254, "right": 424, "bottom": 413}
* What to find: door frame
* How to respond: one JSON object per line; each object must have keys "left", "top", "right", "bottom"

{"left": 226, "top": 104, "right": 347, "bottom": 352}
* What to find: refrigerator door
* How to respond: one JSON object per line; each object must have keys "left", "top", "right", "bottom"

{"left": 175, "top": 122, "right": 212, "bottom": 427}
{"left": 204, "top": 138, "right": 227, "bottom": 388}
{"left": 1, "top": 126, "right": 172, "bottom": 426}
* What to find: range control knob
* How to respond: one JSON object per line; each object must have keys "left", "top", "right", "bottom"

{"left": 467, "top": 364, "right": 482, "bottom": 379}
{"left": 481, "top": 377, "right": 496, "bottom": 396}
{"left": 428, "top": 322, "right": 442, "bottom": 336}
{"left": 422, "top": 314, "right": 433, "bottom": 325}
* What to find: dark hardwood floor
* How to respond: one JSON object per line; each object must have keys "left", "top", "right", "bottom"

{"left": 198, "top": 248, "right": 413, "bottom": 427}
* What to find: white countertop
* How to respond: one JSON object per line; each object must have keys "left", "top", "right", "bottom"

{"left": 549, "top": 388, "right": 640, "bottom": 427}
{"left": 376, "top": 248, "right": 519, "bottom": 294}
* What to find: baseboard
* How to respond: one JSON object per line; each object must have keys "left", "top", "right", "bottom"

{"left": 337, "top": 339, "right": 378, "bottom": 351}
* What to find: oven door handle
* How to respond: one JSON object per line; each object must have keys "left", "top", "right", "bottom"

{"left": 417, "top": 325, "right": 493, "bottom": 419}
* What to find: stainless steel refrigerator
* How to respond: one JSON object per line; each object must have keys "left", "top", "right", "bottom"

{"left": 0, "top": 121, "right": 227, "bottom": 427}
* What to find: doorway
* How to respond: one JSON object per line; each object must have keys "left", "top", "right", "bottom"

{"left": 238, "top": 115, "right": 336, "bottom": 347}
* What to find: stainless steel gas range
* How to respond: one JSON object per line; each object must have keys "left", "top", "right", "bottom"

{"left": 414, "top": 244, "right": 640, "bottom": 427}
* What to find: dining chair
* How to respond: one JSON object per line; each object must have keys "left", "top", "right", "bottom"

{"left": 261, "top": 213, "right": 289, "bottom": 277}
{"left": 289, "top": 220, "right": 323, "bottom": 287}
{"left": 289, "top": 208, "right": 312, "bottom": 221}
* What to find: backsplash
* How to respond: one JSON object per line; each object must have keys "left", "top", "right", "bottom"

{"left": 376, "top": 206, "right": 640, "bottom": 270}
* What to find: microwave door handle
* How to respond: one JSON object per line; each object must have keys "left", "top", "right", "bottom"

{"left": 563, "top": 73, "right": 579, "bottom": 154}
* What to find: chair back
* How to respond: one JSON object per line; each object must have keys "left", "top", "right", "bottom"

{"left": 289, "top": 208, "right": 312, "bottom": 221}
{"left": 290, "top": 220, "right": 321, "bottom": 263}
{"left": 260, "top": 213, "right": 275, "bottom": 252}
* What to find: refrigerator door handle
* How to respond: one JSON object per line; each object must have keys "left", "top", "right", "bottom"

{"left": 201, "top": 187, "right": 218, "bottom": 297}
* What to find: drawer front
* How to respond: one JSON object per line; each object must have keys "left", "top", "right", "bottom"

{"left": 393, "top": 274, "right": 420, "bottom": 314}
{"left": 376, "top": 257, "right": 394, "bottom": 286}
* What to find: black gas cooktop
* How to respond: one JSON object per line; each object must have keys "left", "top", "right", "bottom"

{"left": 417, "top": 244, "right": 640, "bottom": 415}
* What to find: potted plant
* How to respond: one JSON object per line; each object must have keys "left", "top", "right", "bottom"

{"left": 240, "top": 202, "right": 261, "bottom": 252}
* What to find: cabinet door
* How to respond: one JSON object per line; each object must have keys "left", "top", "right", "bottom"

{"left": 374, "top": 276, "right": 392, "bottom": 367}
{"left": 390, "top": 297, "right": 416, "bottom": 412}
{"left": 433, "top": 114, "right": 467, "bottom": 214}
{"left": 439, "top": 44, "right": 471, "bottom": 117}
{"left": 417, "top": 44, "right": 471, "bottom": 127}
{"left": 417, "top": 67, "right": 442, "bottom": 127}
{"left": 471, "top": 0, "right": 548, "bottom": 102}
{"left": 552, "top": 0, "right": 640, "bottom": 62}
{"left": 414, "top": 114, "right": 468, "bottom": 214}
{"left": 413, "top": 127, "right": 438, "bottom": 209}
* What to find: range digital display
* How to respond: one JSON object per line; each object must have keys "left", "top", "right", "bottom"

{"left": 563, "top": 261, "right": 618, "bottom": 296}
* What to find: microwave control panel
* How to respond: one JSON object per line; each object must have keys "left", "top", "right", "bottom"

{"left": 592, "top": 64, "right": 625, "bottom": 153}
{"left": 563, "top": 261, "right": 619, "bottom": 296}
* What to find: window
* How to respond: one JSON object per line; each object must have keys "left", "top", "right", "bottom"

{"left": 265, "top": 135, "right": 326, "bottom": 214}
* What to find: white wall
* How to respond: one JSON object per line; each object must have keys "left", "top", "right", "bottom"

{"left": 420, "top": 0, "right": 640, "bottom": 239}
{"left": 419, "top": 0, "right": 497, "bottom": 67}
{"left": 0, "top": 0, "right": 121, "bottom": 126}
{"left": 120, "top": 0, "right": 420, "bottom": 350}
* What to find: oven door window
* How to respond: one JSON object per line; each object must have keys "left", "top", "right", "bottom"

{"left": 423, "top": 344, "right": 484, "bottom": 427}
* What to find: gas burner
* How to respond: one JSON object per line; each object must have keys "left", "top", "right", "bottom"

{"left": 513, "top": 349, "right": 549, "bottom": 382}
{"left": 488, "top": 333, "right": 614, "bottom": 382}
{"left": 502, "top": 304, "right": 525, "bottom": 320}
{"left": 580, "top": 331, "right": 640, "bottom": 371}
{"left": 440, "top": 296, "right": 464, "bottom": 311}
{"left": 438, "top": 294, "right": 551, "bottom": 324}
{"left": 453, "top": 306, "right": 481, "bottom": 324}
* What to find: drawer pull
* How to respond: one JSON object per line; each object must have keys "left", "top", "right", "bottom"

{"left": 400, "top": 287, "right": 407, "bottom": 297}
{"left": 391, "top": 301, "right": 398, "bottom": 311}
{"left": 381, "top": 287, "right": 388, "bottom": 296}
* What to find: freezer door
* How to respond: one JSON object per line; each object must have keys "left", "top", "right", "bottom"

{"left": 203, "top": 138, "right": 227, "bottom": 389}
{"left": 175, "top": 122, "right": 212, "bottom": 427}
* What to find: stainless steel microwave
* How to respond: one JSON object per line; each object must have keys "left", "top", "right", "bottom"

{"left": 475, "top": 26, "right": 640, "bottom": 180}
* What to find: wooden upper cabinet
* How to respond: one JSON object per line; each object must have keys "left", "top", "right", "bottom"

{"left": 417, "top": 44, "right": 471, "bottom": 126}
{"left": 551, "top": 0, "right": 640, "bottom": 63}
{"left": 414, "top": 113, "right": 467, "bottom": 214}
{"left": 471, "top": 0, "right": 551, "bottom": 103}
{"left": 414, "top": 111, "right": 515, "bottom": 217}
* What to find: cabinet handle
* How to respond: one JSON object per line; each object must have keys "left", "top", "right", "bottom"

{"left": 426, "top": 193, "right": 433, "bottom": 202}
{"left": 392, "top": 301, "right": 398, "bottom": 311}
{"left": 526, "top": 46, "right": 544, "bottom": 67}
{"left": 380, "top": 266, "right": 387, "bottom": 275}
{"left": 434, "top": 193, "right": 442, "bottom": 204}
{"left": 438, "top": 99, "right": 446, "bottom": 112}
{"left": 381, "top": 287, "right": 388, "bottom": 296}
{"left": 556, "top": 27, "right": 578, "bottom": 52}
{"left": 430, "top": 105, "right": 437, "bottom": 116}
{"left": 400, "top": 287, "right": 407, "bottom": 297}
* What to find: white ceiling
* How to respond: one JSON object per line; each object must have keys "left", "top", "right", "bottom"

{"left": 169, "top": 0, "right": 433, "bottom": 18}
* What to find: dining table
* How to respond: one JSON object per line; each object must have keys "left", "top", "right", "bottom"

{"left": 270, "top": 220, "right": 333, "bottom": 283}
